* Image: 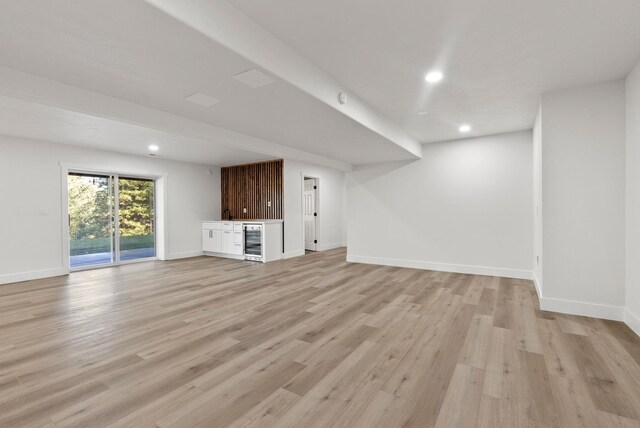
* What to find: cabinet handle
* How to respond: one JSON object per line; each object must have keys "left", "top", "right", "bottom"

{"left": 209, "top": 230, "right": 212, "bottom": 238}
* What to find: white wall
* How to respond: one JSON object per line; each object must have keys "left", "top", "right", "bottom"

{"left": 283, "top": 159, "right": 346, "bottom": 258}
{"left": 0, "top": 135, "right": 219, "bottom": 284}
{"left": 346, "top": 131, "right": 533, "bottom": 278}
{"left": 626, "top": 61, "right": 640, "bottom": 334}
{"left": 540, "top": 80, "right": 626, "bottom": 319}
{"left": 533, "top": 105, "right": 543, "bottom": 293}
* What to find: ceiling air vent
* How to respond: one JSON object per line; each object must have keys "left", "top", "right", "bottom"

{"left": 184, "top": 92, "right": 221, "bottom": 107}
{"left": 233, "top": 69, "right": 276, "bottom": 88}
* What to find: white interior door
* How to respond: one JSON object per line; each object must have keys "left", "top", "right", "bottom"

{"left": 304, "top": 178, "right": 317, "bottom": 251}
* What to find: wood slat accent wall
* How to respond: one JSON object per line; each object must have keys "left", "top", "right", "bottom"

{"left": 221, "top": 159, "right": 283, "bottom": 220}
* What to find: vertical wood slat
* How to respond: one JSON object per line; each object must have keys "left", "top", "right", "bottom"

{"left": 220, "top": 159, "right": 283, "bottom": 220}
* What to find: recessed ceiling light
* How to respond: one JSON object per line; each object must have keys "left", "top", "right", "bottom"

{"left": 184, "top": 92, "right": 221, "bottom": 107}
{"left": 148, "top": 144, "right": 159, "bottom": 152}
{"left": 425, "top": 71, "right": 443, "bottom": 84}
{"left": 459, "top": 124, "right": 471, "bottom": 133}
{"left": 417, "top": 110, "right": 429, "bottom": 116}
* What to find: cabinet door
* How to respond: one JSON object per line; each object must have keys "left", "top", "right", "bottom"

{"left": 212, "top": 230, "right": 223, "bottom": 253}
{"left": 202, "top": 229, "right": 214, "bottom": 252}
{"left": 232, "top": 231, "right": 243, "bottom": 255}
{"left": 222, "top": 230, "right": 234, "bottom": 254}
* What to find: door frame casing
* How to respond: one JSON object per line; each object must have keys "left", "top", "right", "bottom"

{"left": 60, "top": 162, "right": 168, "bottom": 273}
{"left": 301, "top": 175, "right": 319, "bottom": 252}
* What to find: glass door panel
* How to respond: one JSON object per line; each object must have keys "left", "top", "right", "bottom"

{"left": 68, "top": 173, "right": 114, "bottom": 268}
{"left": 118, "top": 177, "right": 156, "bottom": 261}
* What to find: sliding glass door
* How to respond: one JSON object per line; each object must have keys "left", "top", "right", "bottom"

{"left": 68, "top": 172, "right": 156, "bottom": 269}
{"left": 118, "top": 177, "right": 156, "bottom": 261}
{"left": 68, "top": 173, "right": 114, "bottom": 268}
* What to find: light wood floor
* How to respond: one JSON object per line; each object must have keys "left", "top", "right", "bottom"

{"left": 1, "top": 249, "right": 640, "bottom": 427}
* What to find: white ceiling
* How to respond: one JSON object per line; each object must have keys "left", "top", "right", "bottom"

{"left": 0, "top": 95, "right": 271, "bottom": 166}
{"left": 0, "top": 0, "right": 639, "bottom": 167}
{"left": 0, "top": 0, "right": 414, "bottom": 167}
{"left": 230, "top": 0, "right": 640, "bottom": 143}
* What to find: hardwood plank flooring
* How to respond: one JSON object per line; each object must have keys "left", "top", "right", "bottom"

{"left": 1, "top": 248, "right": 639, "bottom": 427}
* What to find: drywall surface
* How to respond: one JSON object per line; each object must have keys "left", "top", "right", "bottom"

{"left": 283, "top": 159, "right": 346, "bottom": 258}
{"left": 347, "top": 131, "right": 533, "bottom": 278}
{"left": 533, "top": 105, "right": 543, "bottom": 293}
{"left": 540, "top": 80, "right": 626, "bottom": 317}
{"left": 0, "top": 135, "right": 219, "bottom": 284}
{"left": 626, "top": 62, "right": 640, "bottom": 333}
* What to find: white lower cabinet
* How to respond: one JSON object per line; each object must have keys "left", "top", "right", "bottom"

{"left": 222, "top": 230, "right": 234, "bottom": 254}
{"left": 202, "top": 220, "right": 283, "bottom": 261}
{"left": 203, "top": 221, "right": 242, "bottom": 257}
{"left": 211, "top": 230, "right": 222, "bottom": 253}
{"left": 232, "top": 231, "right": 243, "bottom": 255}
{"left": 202, "top": 229, "right": 212, "bottom": 252}
{"left": 202, "top": 226, "right": 222, "bottom": 253}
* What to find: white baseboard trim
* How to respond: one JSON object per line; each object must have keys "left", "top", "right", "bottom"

{"left": 529, "top": 270, "right": 633, "bottom": 324}
{"left": 283, "top": 250, "right": 305, "bottom": 259}
{"left": 538, "top": 296, "right": 624, "bottom": 321}
{"left": 316, "top": 242, "right": 346, "bottom": 252}
{"left": 0, "top": 267, "right": 68, "bottom": 285}
{"left": 624, "top": 308, "right": 640, "bottom": 337}
{"left": 166, "top": 250, "right": 204, "bottom": 260}
{"left": 531, "top": 272, "right": 625, "bottom": 322}
{"left": 346, "top": 254, "right": 533, "bottom": 280}
{"left": 532, "top": 272, "right": 542, "bottom": 300}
